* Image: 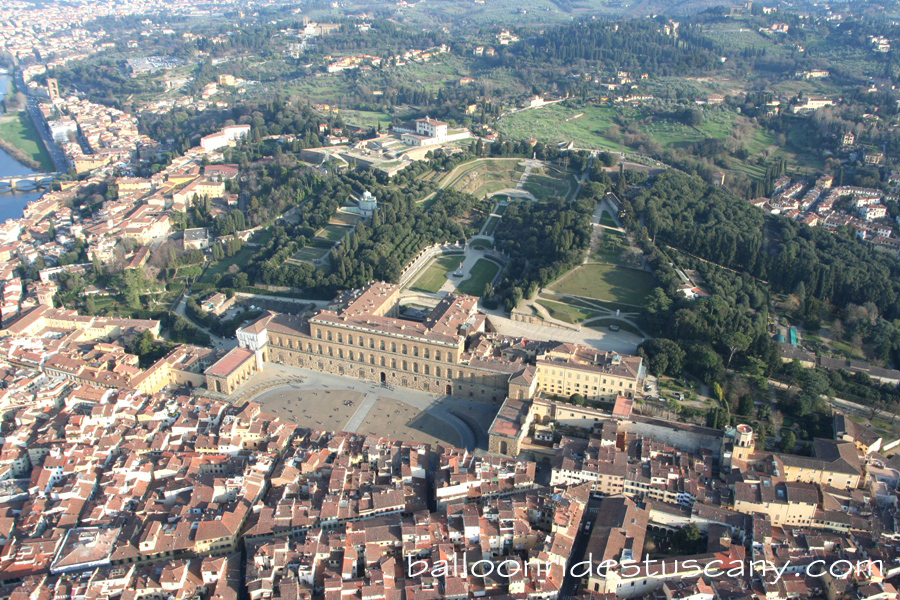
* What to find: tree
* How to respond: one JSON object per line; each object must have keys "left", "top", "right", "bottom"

{"left": 738, "top": 395, "right": 755, "bottom": 416}
{"left": 724, "top": 331, "right": 752, "bottom": 368}
{"left": 639, "top": 338, "right": 685, "bottom": 377}
{"left": 780, "top": 430, "right": 796, "bottom": 453}
{"left": 570, "top": 393, "right": 585, "bottom": 406}
{"left": 673, "top": 523, "right": 702, "bottom": 555}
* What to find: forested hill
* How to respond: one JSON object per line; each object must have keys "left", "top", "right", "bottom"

{"left": 512, "top": 20, "right": 722, "bottom": 75}
{"left": 632, "top": 171, "right": 900, "bottom": 320}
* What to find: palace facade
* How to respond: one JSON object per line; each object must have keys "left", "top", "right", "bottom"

{"left": 209, "top": 281, "right": 645, "bottom": 404}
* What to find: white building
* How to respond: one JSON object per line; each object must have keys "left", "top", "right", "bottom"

{"left": 358, "top": 190, "right": 377, "bottom": 217}
{"left": 415, "top": 118, "right": 447, "bottom": 138}
{"left": 200, "top": 125, "right": 251, "bottom": 152}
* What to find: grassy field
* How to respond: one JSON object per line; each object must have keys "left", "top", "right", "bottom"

{"left": 523, "top": 173, "right": 572, "bottom": 201}
{"left": 457, "top": 258, "right": 500, "bottom": 296}
{"left": 410, "top": 255, "right": 464, "bottom": 293}
{"left": 592, "top": 230, "right": 632, "bottom": 266}
{"left": 497, "top": 103, "right": 630, "bottom": 152}
{"left": 599, "top": 211, "right": 618, "bottom": 227}
{"left": 493, "top": 203, "right": 508, "bottom": 215}
{"left": 482, "top": 216, "right": 500, "bottom": 236}
{"left": 329, "top": 212, "right": 360, "bottom": 226}
{"left": 0, "top": 111, "right": 55, "bottom": 171}
{"left": 315, "top": 224, "right": 352, "bottom": 242}
{"left": 536, "top": 299, "right": 602, "bottom": 324}
{"left": 443, "top": 157, "right": 575, "bottom": 201}
{"left": 198, "top": 247, "right": 255, "bottom": 284}
{"left": 550, "top": 264, "right": 656, "bottom": 305}
{"left": 444, "top": 158, "right": 524, "bottom": 197}
{"left": 339, "top": 109, "right": 394, "bottom": 130}
{"left": 291, "top": 246, "right": 331, "bottom": 262}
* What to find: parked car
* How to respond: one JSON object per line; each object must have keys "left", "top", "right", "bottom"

{"left": 609, "top": 325, "right": 620, "bottom": 331}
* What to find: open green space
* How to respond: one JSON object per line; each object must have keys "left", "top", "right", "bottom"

{"left": 549, "top": 264, "right": 655, "bottom": 305}
{"left": 592, "top": 230, "right": 635, "bottom": 267}
{"left": 523, "top": 173, "right": 571, "bottom": 201}
{"left": 493, "top": 203, "right": 508, "bottom": 215}
{"left": 536, "top": 298, "right": 602, "bottom": 324}
{"left": 338, "top": 108, "right": 394, "bottom": 130}
{"left": 599, "top": 211, "right": 618, "bottom": 228}
{"left": 291, "top": 246, "right": 331, "bottom": 262}
{"left": 197, "top": 247, "right": 256, "bottom": 284}
{"left": 329, "top": 213, "right": 360, "bottom": 226}
{"left": 456, "top": 258, "right": 501, "bottom": 296}
{"left": 315, "top": 224, "right": 352, "bottom": 242}
{"left": 410, "top": 255, "right": 464, "bottom": 293}
{"left": 443, "top": 158, "right": 525, "bottom": 197}
{"left": 0, "top": 112, "right": 55, "bottom": 171}
{"left": 497, "top": 103, "right": 630, "bottom": 152}
{"left": 830, "top": 339, "right": 865, "bottom": 360}
{"left": 483, "top": 216, "right": 500, "bottom": 236}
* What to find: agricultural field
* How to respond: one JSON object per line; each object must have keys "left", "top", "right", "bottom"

{"left": 699, "top": 23, "right": 793, "bottom": 58}
{"left": 549, "top": 263, "right": 656, "bottom": 306}
{"left": 338, "top": 109, "right": 395, "bottom": 131}
{"left": 456, "top": 258, "right": 501, "bottom": 296}
{"left": 639, "top": 108, "right": 736, "bottom": 148}
{"left": 410, "top": 255, "right": 464, "bottom": 293}
{"left": 497, "top": 103, "right": 630, "bottom": 152}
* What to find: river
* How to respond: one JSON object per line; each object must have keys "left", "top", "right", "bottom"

{"left": 0, "top": 72, "right": 45, "bottom": 222}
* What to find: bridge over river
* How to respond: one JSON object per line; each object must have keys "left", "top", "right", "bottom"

{"left": 0, "top": 173, "right": 61, "bottom": 192}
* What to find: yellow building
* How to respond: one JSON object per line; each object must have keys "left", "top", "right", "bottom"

{"left": 732, "top": 480, "right": 819, "bottom": 527}
{"left": 231, "top": 282, "right": 644, "bottom": 406}
{"left": 534, "top": 343, "right": 643, "bottom": 401}
{"left": 205, "top": 347, "right": 259, "bottom": 395}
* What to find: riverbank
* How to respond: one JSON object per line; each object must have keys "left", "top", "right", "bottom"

{"left": 0, "top": 111, "right": 55, "bottom": 172}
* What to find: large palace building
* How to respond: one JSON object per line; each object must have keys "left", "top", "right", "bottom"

{"left": 206, "top": 281, "right": 645, "bottom": 403}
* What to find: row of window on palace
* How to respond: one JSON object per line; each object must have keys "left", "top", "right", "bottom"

{"left": 281, "top": 342, "right": 471, "bottom": 379}
{"left": 279, "top": 332, "right": 456, "bottom": 361}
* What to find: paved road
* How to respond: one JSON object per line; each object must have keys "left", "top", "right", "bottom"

{"left": 173, "top": 294, "right": 238, "bottom": 352}
{"left": 557, "top": 497, "right": 602, "bottom": 599}
{"left": 17, "top": 71, "right": 68, "bottom": 172}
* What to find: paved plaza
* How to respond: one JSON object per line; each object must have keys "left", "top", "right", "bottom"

{"left": 243, "top": 364, "right": 497, "bottom": 450}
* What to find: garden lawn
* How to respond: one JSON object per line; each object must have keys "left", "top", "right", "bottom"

{"left": 410, "top": 255, "right": 464, "bottom": 293}
{"left": 197, "top": 247, "right": 255, "bottom": 284}
{"left": 316, "top": 224, "right": 352, "bottom": 241}
{"left": 550, "top": 264, "right": 655, "bottom": 305}
{"left": 536, "top": 299, "right": 601, "bottom": 324}
{"left": 456, "top": 259, "right": 500, "bottom": 296}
